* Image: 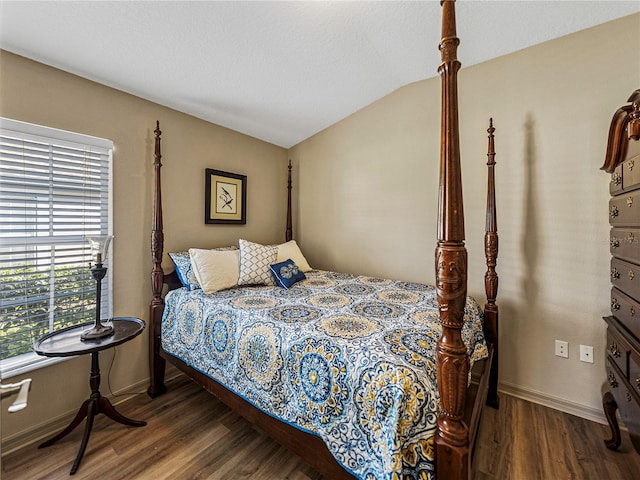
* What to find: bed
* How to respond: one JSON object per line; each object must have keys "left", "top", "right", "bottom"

{"left": 147, "top": 2, "right": 500, "bottom": 479}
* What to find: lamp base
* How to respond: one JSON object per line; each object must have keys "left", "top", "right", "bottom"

{"left": 80, "top": 323, "right": 114, "bottom": 341}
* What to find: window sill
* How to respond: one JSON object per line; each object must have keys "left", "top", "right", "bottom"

{"left": 0, "top": 352, "right": 72, "bottom": 379}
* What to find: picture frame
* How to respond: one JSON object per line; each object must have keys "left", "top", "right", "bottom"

{"left": 205, "top": 169, "right": 247, "bottom": 224}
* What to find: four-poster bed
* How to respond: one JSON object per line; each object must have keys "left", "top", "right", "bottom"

{"left": 147, "top": 1, "right": 499, "bottom": 479}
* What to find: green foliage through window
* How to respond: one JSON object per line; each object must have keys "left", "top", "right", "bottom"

{"left": 0, "top": 263, "right": 97, "bottom": 360}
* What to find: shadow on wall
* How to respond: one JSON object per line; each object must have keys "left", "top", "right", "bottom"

{"left": 503, "top": 113, "right": 543, "bottom": 388}
{"left": 522, "top": 113, "right": 540, "bottom": 308}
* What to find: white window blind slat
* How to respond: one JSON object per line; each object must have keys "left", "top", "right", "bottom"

{"left": 0, "top": 117, "right": 113, "bottom": 374}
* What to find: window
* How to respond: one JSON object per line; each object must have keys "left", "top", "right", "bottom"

{"left": 0, "top": 118, "right": 113, "bottom": 377}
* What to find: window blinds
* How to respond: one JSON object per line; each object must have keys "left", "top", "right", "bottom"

{"left": 0, "top": 118, "right": 113, "bottom": 371}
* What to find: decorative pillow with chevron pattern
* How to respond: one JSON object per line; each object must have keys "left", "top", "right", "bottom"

{"left": 238, "top": 239, "right": 278, "bottom": 286}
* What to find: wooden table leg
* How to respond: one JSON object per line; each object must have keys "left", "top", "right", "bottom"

{"left": 38, "top": 400, "right": 90, "bottom": 449}
{"left": 98, "top": 396, "right": 146, "bottom": 427}
{"left": 70, "top": 399, "right": 97, "bottom": 475}
{"left": 39, "top": 350, "right": 146, "bottom": 475}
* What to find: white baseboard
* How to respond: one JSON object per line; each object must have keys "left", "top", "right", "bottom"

{"left": 2, "top": 376, "right": 609, "bottom": 457}
{"left": 499, "top": 381, "right": 607, "bottom": 425}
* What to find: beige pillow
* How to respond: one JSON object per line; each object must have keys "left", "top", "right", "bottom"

{"left": 277, "top": 240, "right": 311, "bottom": 272}
{"left": 189, "top": 248, "right": 240, "bottom": 293}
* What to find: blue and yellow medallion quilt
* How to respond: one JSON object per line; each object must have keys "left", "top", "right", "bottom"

{"left": 161, "top": 270, "right": 488, "bottom": 480}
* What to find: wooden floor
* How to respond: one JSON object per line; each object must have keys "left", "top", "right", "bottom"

{"left": 2, "top": 375, "right": 639, "bottom": 479}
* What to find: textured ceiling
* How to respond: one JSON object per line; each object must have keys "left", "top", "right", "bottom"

{"left": 1, "top": 1, "right": 638, "bottom": 148}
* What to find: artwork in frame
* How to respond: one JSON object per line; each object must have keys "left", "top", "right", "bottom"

{"left": 205, "top": 169, "right": 247, "bottom": 224}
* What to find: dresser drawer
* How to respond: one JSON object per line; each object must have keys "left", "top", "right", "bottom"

{"left": 630, "top": 350, "right": 640, "bottom": 398}
{"left": 607, "top": 326, "right": 629, "bottom": 376}
{"left": 623, "top": 155, "right": 640, "bottom": 192}
{"left": 609, "top": 190, "right": 640, "bottom": 227}
{"left": 607, "top": 358, "right": 626, "bottom": 401}
{"left": 611, "top": 257, "right": 640, "bottom": 302}
{"left": 610, "top": 228, "right": 640, "bottom": 264}
{"left": 611, "top": 287, "right": 640, "bottom": 338}
{"left": 610, "top": 163, "right": 624, "bottom": 195}
{"left": 611, "top": 154, "right": 640, "bottom": 194}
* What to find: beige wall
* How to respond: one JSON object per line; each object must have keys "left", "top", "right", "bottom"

{"left": 2, "top": 11, "right": 639, "bottom": 455}
{"left": 289, "top": 14, "right": 640, "bottom": 419}
{"left": 0, "top": 50, "right": 288, "bottom": 452}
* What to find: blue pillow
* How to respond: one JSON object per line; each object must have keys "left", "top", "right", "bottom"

{"left": 270, "top": 259, "right": 306, "bottom": 289}
{"left": 168, "top": 251, "right": 200, "bottom": 291}
{"left": 168, "top": 247, "right": 238, "bottom": 291}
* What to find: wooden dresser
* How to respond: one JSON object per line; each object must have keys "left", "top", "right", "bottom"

{"left": 602, "top": 89, "right": 640, "bottom": 454}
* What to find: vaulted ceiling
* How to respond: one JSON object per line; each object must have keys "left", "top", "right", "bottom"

{"left": 1, "top": 1, "right": 638, "bottom": 148}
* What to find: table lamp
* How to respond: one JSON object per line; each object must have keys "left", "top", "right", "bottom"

{"left": 81, "top": 235, "right": 114, "bottom": 341}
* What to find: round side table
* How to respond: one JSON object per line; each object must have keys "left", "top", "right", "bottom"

{"left": 34, "top": 317, "right": 147, "bottom": 475}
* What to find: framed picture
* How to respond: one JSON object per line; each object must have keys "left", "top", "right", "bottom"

{"left": 205, "top": 169, "right": 247, "bottom": 224}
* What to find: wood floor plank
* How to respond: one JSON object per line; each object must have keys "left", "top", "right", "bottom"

{"left": 2, "top": 375, "right": 639, "bottom": 479}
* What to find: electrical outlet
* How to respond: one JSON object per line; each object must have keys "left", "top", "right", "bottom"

{"left": 580, "top": 345, "right": 594, "bottom": 363}
{"left": 555, "top": 340, "right": 568, "bottom": 358}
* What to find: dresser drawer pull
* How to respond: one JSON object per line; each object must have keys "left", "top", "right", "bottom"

{"left": 609, "top": 342, "right": 621, "bottom": 358}
{"left": 613, "top": 172, "right": 622, "bottom": 185}
{"left": 611, "top": 298, "right": 620, "bottom": 311}
{"left": 629, "top": 159, "right": 635, "bottom": 172}
{"left": 611, "top": 238, "right": 620, "bottom": 249}
{"left": 629, "top": 232, "right": 636, "bottom": 243}
{"left": 608, "top": 371, "right": 618, "bottom": 388}
{"left": 610, "top": 205, "right": 619, "bottom": 218}
{"left": 636, "top": 377, "right": 640, "bottom": 389}
{"left": 611, "top": 268, "right": 620, "bottom": 280}
{"left": 627, "top": 196, "right": 634, "bottom": 207}
{"left": 627, "top": 392, "right": 633, "bottom": 402}
{"left": 630, "top": 269, "right": 636, "bottom": 281}
{"left": 631, "top": 306, "right": 636, "bottom": 317}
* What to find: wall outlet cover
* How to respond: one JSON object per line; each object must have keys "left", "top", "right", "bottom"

{"left": 555, "top": 340, "right": 569, "bottom": 358}
{"left": 580, "top": 345, "right": 594, "bottom": 363}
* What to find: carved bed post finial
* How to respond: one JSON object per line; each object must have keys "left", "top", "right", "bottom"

{"left": 434, "top": 1, "right": 470, "bottom": 479}
{"left": 484, "top": 118, "right": 500, "bottom": 409}
{"left": 286, "top": 159, "right": 293, "bottom": 242}
{"left": 148, "top": 120, "right": 167, "bottom": 398}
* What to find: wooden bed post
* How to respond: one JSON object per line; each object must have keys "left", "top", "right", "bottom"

{"left": 434, "top": 1, "right": 470, "bottom": 479}
{"left": 484, "top": 119, "right": 500, "bottom": 409}
{"left": 286, "top": 159, "right": 293, "bottom": 242}
{"left": 148, "top": 121, "right": 167, "bottom": 398}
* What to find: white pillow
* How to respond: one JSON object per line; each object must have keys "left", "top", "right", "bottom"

{"left": 277, "top": 240, "right": 312, "bottom": 272}
{"left": 189, "top": 248, "right": 240, "bottom": 293}
{"left": 238, "top": 239, "right": 278, "bottom": 286}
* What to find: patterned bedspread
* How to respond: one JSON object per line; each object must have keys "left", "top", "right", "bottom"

{"left": 161, "top": 270, "right": 487, "bottom": 480}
